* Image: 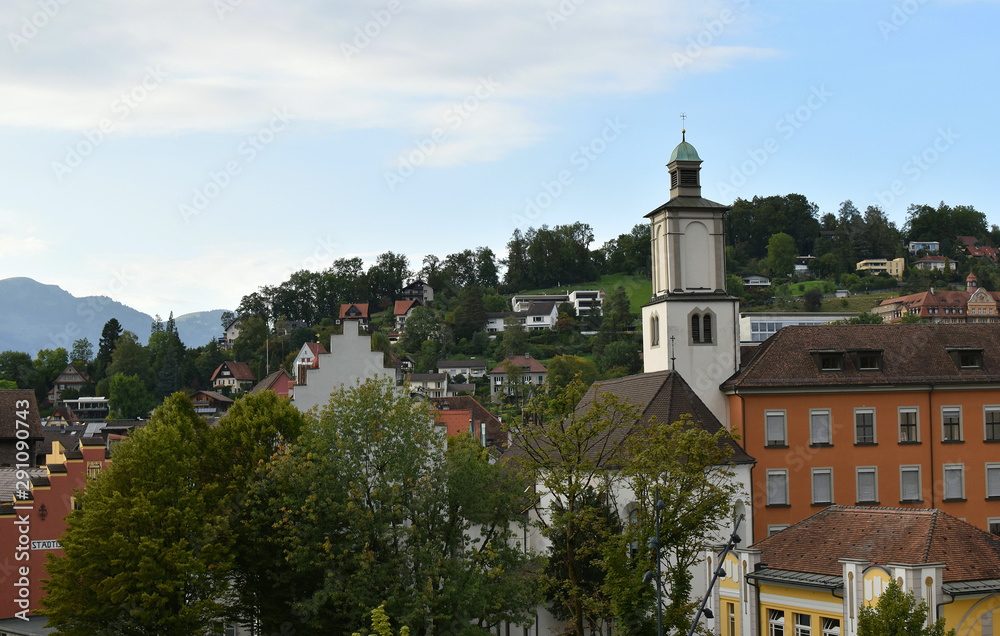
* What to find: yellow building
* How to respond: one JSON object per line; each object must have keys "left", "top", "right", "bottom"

{"left": 708, "top": 506, "right": 1000, "bottom": 635}
{"left": 856, "top": 257, "right": 906, "bottom": 280}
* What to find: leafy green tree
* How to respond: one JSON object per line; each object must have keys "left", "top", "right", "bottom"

{"left": 453, "top": 285, "right": 488, "bottom": 341}
{"left": 726, "top": 194, "right": 819, "bottom": 262}
{"left": 367, "top": 251, "right": 412, "bottom": 309}
{"left": 599, "top": 224, "right": 651, "bottom": 276}
{"left": 474, "top": 247, "right": 500, "bottom": 288}
{"left": 509, "top": 380, "right": 643, "bottom": 636}
{"left": 547, "top": 355, "right": 599, "bottom": 391}
{"left": 765, "top": 232, "right": 797, "bottom": 278}
{"left": 0, "top": 350, "right": 36, "bottom": 389}
{"left": 858, "top": 579, "right": 954, "bottom": 636}
{"left": 399, "top": 306, "right": 451, "bottom": 355}
{"left": 42, "top": 394, "right": 234, "bottom": 634}
{"left": 107, "top": 372, "right": 153, "bottom": 419}
{"left": 33, "top": 347, "right": 68, "bottom": 402}
{"left": 0, "top": 379, "right": 16, "bottom": 390}
{"left": 607, "top": 416, "right": 740, "bottom": 634}
{"left": 69, "top": 338, "right": 94, "bottom": 370}
{"left": 501, "top": 318, "right": 529, "bottom": 360}
{"left": 245, "top": 378, "right": 539, "bottom": 632}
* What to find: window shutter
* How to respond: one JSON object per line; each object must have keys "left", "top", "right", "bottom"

{"left": 902, "top": 470, "right": 919, "bottom": 500}
{"left": 988, "top": 467, "right": 1000, "bottom": 497}
{"left": 811, "top": 412, "right": 830, "bottom": 444}
{"left": 858, "top": 471, "right": 876, "bottom": 501}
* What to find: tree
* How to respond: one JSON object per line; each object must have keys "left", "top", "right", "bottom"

{"left": 453, "top": 285, "right": 488, "bottom": 341}
{"left": 765, "top": 232, "right": 797, "bottom": 278}
{"left": 803, "top": 287, "right": 824, "bottom": 311}
{"left": 70, "top": 338, "right": 94, "bottom": 370}
{"left": 244, "top": 378, "right": 539, "bottom": 632}
{"left": 42, "top": 394, "right": 234, "bottom": 633}
{"left": 94, "top": 318, "right": 123, "bottom": 382}
{"left": 858, "top": 579, "right": 954, "bottom": 636}
{"left": 107, "top": 373, "right": 153, "bottom": 419}
{"left": 398, "top": 306, "right": 451, "bottom": 355}
{"left": 508, "top": 380, "right": 643, "bottom": 635}
{"left": 33, "top": 347, "right": 68, "bottom": 402}
{"left": 367, "top": 251, "right": 412, "bottom": 309}
{"left": 105, "top": 331, "right": 153, "bottom": 389}
{"left": 0, "top": 350, "right": 36, "bottom": 389}
{"left": 546, "top": 355, "right": 599, "bottom": 391}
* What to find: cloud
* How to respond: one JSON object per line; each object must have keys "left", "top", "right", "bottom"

{"left": 0, "top": 208, "right": 53, "bottom": 257}
{"left": 0, "top": 1, "right": 775, "bottom": 165}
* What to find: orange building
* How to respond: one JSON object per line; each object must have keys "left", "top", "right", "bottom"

{"left": 0, "top": 390, "right": 111, "bottom": 623}
{"left": 723, "top": 324, "right": 1000, "bottom": 541}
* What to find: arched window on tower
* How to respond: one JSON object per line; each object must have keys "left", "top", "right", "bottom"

{"left": 690, "top": 310, "right": 716, "bottom": 345}
{"left": 650, "top": 314, "right": 660, "bottom": 346}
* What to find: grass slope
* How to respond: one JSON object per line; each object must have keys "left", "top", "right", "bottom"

{"left": 522, "top": 274, "right": 652, "bottom": 315}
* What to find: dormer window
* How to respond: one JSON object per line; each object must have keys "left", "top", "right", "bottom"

{"left": 810, "top": 350, "right": 845, "bottom": 372}
{"left": 947, "top": 348, "right": 984, "bottom": 369}
{"left": 851, "top": 350, "right": 883, "bottom": 371}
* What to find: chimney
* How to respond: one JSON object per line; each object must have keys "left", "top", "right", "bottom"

{"left": 930, "top": 287, "right": 935, "bottom": 296}
{"left": 524, "top": 353, "right": 530, "bottom": 359}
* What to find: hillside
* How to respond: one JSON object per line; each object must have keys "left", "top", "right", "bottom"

{"left": 0, "top": 278, "right": 226, "bottom": 355}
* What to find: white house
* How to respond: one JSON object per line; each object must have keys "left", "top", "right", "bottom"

{"left": 437, "top": 359, "right": 488, "bottom": 379}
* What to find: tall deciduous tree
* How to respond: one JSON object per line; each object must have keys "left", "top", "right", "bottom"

{"left": 244, "top": 377, "right": 540, "bottom": 632}
{"left": 107, "top": 372, "right": 153, "bottom": 419}
{"left": 42, "top": 394, "right": 234, "bottom": 633}
{"left": 765, "top": 232, "right": 798, "bottom": 278}
{"left": 508, "top": 380, "right": 642, "bottom": 635}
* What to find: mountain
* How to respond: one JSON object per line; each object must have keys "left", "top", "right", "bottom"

{"left": 0, "top": 278, "right": 226, "bottom": 355}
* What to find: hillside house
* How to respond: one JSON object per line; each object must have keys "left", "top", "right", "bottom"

{"left": 211, "top": 361, "right": 256, "bottom": 394}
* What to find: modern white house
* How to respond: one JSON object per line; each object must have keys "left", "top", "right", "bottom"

{"left": 511, "top": 290, "right": 604, "bottom": 317}
{"left": 436, "top": 359, "right": 488, "bottom": 379}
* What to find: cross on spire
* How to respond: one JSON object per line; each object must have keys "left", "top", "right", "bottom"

{"left": 680, "top": 112, "right": 687, "bottom": 141}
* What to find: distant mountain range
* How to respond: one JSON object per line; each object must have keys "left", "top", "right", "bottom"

{"left": 0, "top": 277, "right": 226, "bottom": 356}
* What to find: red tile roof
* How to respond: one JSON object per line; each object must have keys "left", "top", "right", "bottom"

{"left": 435, "top": 409, "right": 474, "bottom": 437}
{"left": 753, "top": 506, "right": 1000, "bottom": 583}
{"left": 723, "top": 324, "right": 1000, "bottom": 390}
{"left": 431, "top": 395, "right": 504, "bottom": 447}
{"left": 340, "top": 303, "right": 369, "bottom": 319}
{"left": 489, "top": 355, "right": 547, "bottom": 374}
{"left": 306, "top": 342, "right": 328, "bottom": 356}
{"left": 393, "top": 300, "right": 419, "bottom": 315}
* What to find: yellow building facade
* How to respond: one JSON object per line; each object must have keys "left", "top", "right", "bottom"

{"left": 706, "top": 506, "right": 1000, "bottom": 635}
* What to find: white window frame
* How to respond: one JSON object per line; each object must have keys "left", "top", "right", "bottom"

{"left": 943, "top": 463, "right": 965, "bottom": 501}
{"left": 811, "top": 468, "right": 833, "bottom": 505}
{"left": 854, "top": 408, "right": 876, "bottom": 444}
{"left": 942, "top": 406, "right": 963, "bottom": 442}
{"left": 898, "top": 407, "right": 919, "bottom": 443}
{"left": 794, "top": 613, "right": 812, "bottom": 636}
{"left": 900, "top": 465, "right": 922, "bottom": 502}
{"left": 768, "top": 608, "right": 786, "bottom": 636}
{"left": 989, "top": 517, "right": 1000, "bottom": 536}
{"left": 821, "top": 618, "right": 841, "bottom": 636}
{"left": 765, "top": 411, "right": 788, "bottom": 447}
{"left": 985, "top": 406, "right": 1000, "bottom": 441}
{"left": 987, "top": 463, "right": 1000, "bottom": 499}
{"left": 810, "top": 409, "right": 832, "bottom": 445}
{"left": 767, "top": 469, "right": 789, "bottom": 506}
{"left": 856, "top": 466, "right": 878, "bottom": 504}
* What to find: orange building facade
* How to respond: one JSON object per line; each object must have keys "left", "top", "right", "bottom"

{"left": 0, "top": 434, "right": 110, "bottom": 620}
{"left": 723, "top": 323, "right": 1000, "bottom": 541}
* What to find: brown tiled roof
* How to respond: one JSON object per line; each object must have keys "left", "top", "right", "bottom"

{"left": 574, "top": 371, "right": 753, "bottom": 465}
{"left": 41, "top": 427, "right": 85, "bottom": 455}
{"left": 753, "top": 506, "right": 1000, "bottom": 583}
{"left": 340, "top": 303, "right": 369, "bottom": 319}
{"left": 722, "top": 324, "right": 1000, "bottom": 390}
{"left": 211, "top": 361, "right": 256, "bottom": 382}
{"left": 250, "top": 370, "right": 292, "bottom": 394}
{"left": 409, "top": 373, "right": 446, "bottom": 382}
{"left": 393, "top": 299, "right": 419, "bottom": 315}
{"left": 489, "top": 355, "right": 547, "bottom": 374}
{"left": 0, "top": 390, "right": 43, "bottom": 440}
{"left": 306, "top": 342, "right": 328, "bottom": 356}
{"left": 194, "top": 389, "right": 235, "bottom": 403}
{"left": 504, "top": 370, "right": 752, "bottom": 467}
{"left": 431, "top": 395, "right": 504, "bottom": 448}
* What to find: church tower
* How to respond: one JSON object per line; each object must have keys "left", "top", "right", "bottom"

{"left": 641, "top": 129, "right": 740, "bottom": 423}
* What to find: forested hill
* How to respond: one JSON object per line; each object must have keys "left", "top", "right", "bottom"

{"left": 0, "top": 278, "right": 223, "bottom": 355}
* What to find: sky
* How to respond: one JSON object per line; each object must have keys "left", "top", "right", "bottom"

{"left": 0, "top": 0, "right": 997, "bottom": 318}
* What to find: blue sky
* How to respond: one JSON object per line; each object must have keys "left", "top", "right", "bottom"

{"left": 0, "top": 0, "right": 996, "bottom": 317}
